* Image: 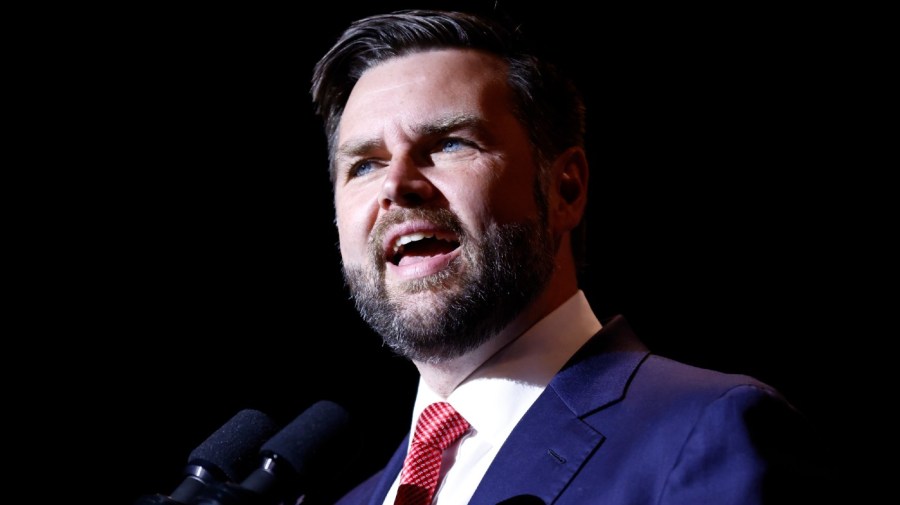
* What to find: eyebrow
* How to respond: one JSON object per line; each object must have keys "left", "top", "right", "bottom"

{"left": 335, "top": 113, "right": 484, "bottom": 162}
{"left": 412, "top": 113, "right": 482, "bottom": 137}
{"left": 335, "top": 137, "right": 382, "bottom": 162}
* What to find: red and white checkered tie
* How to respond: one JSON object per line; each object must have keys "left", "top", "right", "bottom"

{"left": 394, "top": 402, "right": 470, "bottom": 505}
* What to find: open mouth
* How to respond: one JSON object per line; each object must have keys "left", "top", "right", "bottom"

{"left": 389, "top": 231, "right": 461, "bottom": 266}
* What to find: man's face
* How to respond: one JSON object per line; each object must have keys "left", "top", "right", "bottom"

{"left": 333, "top": 49, "right": 556, "bottom": 362}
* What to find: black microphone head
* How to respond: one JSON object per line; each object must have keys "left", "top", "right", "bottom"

{"left": 260, "top": 400, "right": 354, "bottom": 487}
{"left": 189, "top": 408, "right": 280, "bottom": 482}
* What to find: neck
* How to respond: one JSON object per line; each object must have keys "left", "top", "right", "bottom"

{"left": 413, "top": 257, "right": 579, "bottom": 398}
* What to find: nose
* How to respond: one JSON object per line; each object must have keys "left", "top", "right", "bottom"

{"left": 379, "top": 154, "right": 435, "bottom": 209}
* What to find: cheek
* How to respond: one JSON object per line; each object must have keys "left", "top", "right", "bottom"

{"left": 437, "top": 165, "right": 536, "bottom": 233}
{"left": 334, "top": 192, "right": 372, "bottom": 261}
{"left": 495, "top": 160, "right": 541, "bottom": 219}
{"left": 464, "top": 172, "right": 538, "bottom": 226}
{"left": 439, "top": 185, "right": 507, "bottom": 242}
{"left": 334, "top": 217, "right": 355, "bottom": 260}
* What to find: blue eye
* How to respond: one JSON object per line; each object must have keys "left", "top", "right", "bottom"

{"left": 351, "top": 160, "right": 375, "bottom": 178}
{"left": 441, "top": 139, "right": 464, "bottom": 152}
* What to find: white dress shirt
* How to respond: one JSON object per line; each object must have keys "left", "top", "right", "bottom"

{"left": 382, "top": 290, "right": 602, "bottom": 505}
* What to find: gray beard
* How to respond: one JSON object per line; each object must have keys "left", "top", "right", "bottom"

{"left": 342, "top": 208, "right": 557, "bottom": 363}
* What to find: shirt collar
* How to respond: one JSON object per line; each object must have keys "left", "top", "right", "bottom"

{"left": 408, "top": 290, "right": 601, "bottom": 445}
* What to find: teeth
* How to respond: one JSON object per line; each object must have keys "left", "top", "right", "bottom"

{"left": 391, "top": 231, "right": 455, "bottom": 253}
{"left": 398, "top": 232, "right": 426, "bottom": 247}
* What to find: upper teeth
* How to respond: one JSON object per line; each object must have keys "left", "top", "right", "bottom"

{"left": 392, "top": 231, "right": 455, "bottom": 253}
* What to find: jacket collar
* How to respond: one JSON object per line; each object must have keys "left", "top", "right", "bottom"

{"left": 468, "top": 315, "right": 649, "bottom": 505}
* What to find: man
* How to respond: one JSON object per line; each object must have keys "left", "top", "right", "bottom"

{"left": 311, "top": 9, "right": 822, "bottom": 504}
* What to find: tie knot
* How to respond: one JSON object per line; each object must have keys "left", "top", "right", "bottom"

{"left": 395, "top": 402, "right": 470, "bottom": 505}
{"left": 412, "top": 402, "right": 470, "bottom": 451}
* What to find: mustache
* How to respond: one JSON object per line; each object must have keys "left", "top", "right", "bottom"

{"left": 369, "top": 208, "right": 465, "bottom": 264}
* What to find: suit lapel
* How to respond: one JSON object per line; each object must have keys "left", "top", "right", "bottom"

{"left": 469, "top": 316, "right": 648, "bottom": 504}
{"left": 467, "top": 390, "right": 604, "bottom": 504}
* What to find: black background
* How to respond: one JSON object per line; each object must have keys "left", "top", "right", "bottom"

{"left": 37, "top": 2, "right": 859, "bottom": 503}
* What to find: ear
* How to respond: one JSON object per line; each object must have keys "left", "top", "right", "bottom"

{"left": 549, "top": 147, "right": 589, "bottom": 233}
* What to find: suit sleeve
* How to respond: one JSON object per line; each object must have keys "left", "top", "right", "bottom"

{"left": 658, "top": 384, "right": 827, "bottom": 505}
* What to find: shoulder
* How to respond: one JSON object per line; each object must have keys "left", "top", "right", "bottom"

{"left": 573, "top": 346, "right": 803, "bottom": 445}
{"left": 635, "top": 357, "right": 825, "bottom": 502}
{"left": 553, "top": 315, "right": 792, "bottom": 419}
{"left": 637, "top": 353, "right": 783, "bottom": 402}
{"left": 625, "top": 354, "right": 797, "bottom": 426}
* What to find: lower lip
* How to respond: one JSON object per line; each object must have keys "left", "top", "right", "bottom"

{"left": 385, "top": 249, "right": 461, "bottom": 281}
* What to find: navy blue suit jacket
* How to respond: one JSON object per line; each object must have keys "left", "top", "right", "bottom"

{"left": 335, "top": 315, "right": 823, "bottom": 504}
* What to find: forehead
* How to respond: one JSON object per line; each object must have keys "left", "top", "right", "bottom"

{"left": 338, "top": 49, "right": 511, "bottom": 139}
{"left": 356, "top": 48, "right": 508, "bottom": 89}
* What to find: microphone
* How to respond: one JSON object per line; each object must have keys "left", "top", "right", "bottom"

{"left": 192, "top": 400, "right": 355, "bottom": 505}
{"left": 135, "top": 409, "right": 279, "bottom": 505}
